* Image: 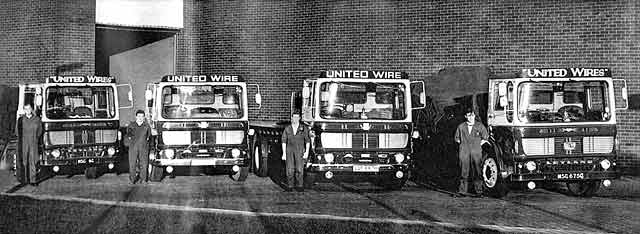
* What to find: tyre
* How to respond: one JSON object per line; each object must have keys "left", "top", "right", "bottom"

{"left": 84, "top": 166, "right": 98, "bottom": 179}
{"left": 149, "top": 165, "right": 163, "bottom": 182}
{"left": 253, "top": 142, "right": 269, "bottom": 177}
{"left": 230, "top": 166, "right": 249, "bottom": 182}
{"left": 482, "top": 157, "right": 509, "bottom": 198}
{"left": 566, "top": 180, "right": 601, "bottom": 197}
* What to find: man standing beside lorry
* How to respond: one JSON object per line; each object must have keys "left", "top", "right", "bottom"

{"left": 16, "top": 104, "right": 43, "bottom": 186}
{"left": 127, "top": 110, "right": 152, "bottom": 184}
{"left": 454, "top": 109, "right": 489, "bottom": 196}
{"left": 281, "top": 112, "right": 310, "bottom": 192}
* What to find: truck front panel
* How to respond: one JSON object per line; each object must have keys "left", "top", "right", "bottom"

{"left": 508, "top": 124, "right": 618, "bottom": 182}
{"left": 151, "top": 121, "right": 249, "bottom": 168}
{"left": 42, "top": 120, "right": 120, "bottom": 167}
{"left": 308, "top": 122, "right": 412, "bottom": 181}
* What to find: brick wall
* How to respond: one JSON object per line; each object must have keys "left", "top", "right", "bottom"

{"left": 0, "top": 0, "right": 95, "bottom": 85}
{"left": 0, "top": 0, "right": 95, "bottom": 140}
{"left": 178, "top": 0, "right": 640, "bottom": 172}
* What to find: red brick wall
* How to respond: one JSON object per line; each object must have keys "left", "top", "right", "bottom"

{"left": 0, "top": 0, "right": 95, "bottom": 85}
{"left": 178, "top": 0, "right": 640, "bottom": 172}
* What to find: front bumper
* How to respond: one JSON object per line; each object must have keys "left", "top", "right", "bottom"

{"left": 151, "top": 158, "right": 248, "bottom": 167}
{"left": 306, "top": 163, "right": 408, "bottom": 181}
{"left": 510, "top": 170, "right": 618, "bottom": 182}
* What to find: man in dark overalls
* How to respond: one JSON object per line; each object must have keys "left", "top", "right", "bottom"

{"left": 281, "top": 113, "right": 310, "bottom": 192}
{"left": 16, "top": 104, "right": 42, "bottom": 186}
{"left": 454, "top": 109, "right": 489, "bottom": 196}
{"left": 127, "top": 110, "right": 151, "bottom": 184}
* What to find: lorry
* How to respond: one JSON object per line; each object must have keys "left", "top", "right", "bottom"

{"left": 16, "top": 75, "right": 130, "bottom": 180}
{"left": 413, "top": 67, "right": 628, "bottom": 197}
{"left": 142, "top": 75, "right": 261, "bottom": 182}
{"left": 250, "top": 70, "right": 426, "bottom": 190}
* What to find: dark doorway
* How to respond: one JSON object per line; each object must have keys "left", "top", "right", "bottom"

{"left": 95, "top": 24, "right": 178, "bottom": 76}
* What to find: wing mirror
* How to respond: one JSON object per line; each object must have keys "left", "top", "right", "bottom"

{"left": 255, "top": 93, "right": 262, "bottom": 106}
{"left": 498, "top": 82, "right": 507, "bottom": 96}
{"left": 302, "top": 86, "right": 310, "bottom": 99}
{"left": 145, "top": 90, "right": 153, "bottom": 100}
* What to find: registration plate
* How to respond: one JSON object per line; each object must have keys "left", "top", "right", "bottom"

{"left": 353, "top": 165, "right": 379, "bottom": 172}
{"left": 557, "top": 173, "right": 584, "bottom": 179}
{"left": 77, "top": 159, "right": 86, "bottom": 164}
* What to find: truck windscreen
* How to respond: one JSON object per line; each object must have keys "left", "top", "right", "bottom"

{"left": 319, "top": 82, "right": 407, "bottom": 120}
{"left": 517, "top": 81, "right": 610, "bottom": 123}
{"left": 161, "top": 85, "right": 244, "bottom": 119}
{"left": 45, "top": 86, "right": 116, "bottom": 120}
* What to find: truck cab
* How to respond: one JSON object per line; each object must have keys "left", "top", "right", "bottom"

{"left": 414, "top": 67, "right": 628, "bottom": 197}
{"left": 483, "top": 68, "right": 628, "bottom": 197}
{"left": 144, "top": 75, "right": 260, "bottom": 182}
{"left": 17, "top": 76, "right": 124, "bottom": 179}
{"left": 251, "top": 70, "right": 426, "bottom": 190}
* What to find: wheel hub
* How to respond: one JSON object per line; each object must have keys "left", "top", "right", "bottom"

{"left": 483, "top": 158, "right": 498, "bottom": 188}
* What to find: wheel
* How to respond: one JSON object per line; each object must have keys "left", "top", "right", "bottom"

{"left": 566, "top": 181, "right": 601, "bottom": 197}
{"left": 253, "top": 141, "right": 269, "bottom": 177}
{"left": 230, "top": 166, "right": 249, "bottom": 182}
{"left": 149, "top": 165, "right": 163, "bottom": 182}
{"left": 84, "top": 166, "right": 98, "bottom": 179}
{"left": 482, "top": 157, "right": 509, "bottom": 197}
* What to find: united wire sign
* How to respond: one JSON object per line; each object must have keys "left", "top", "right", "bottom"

{"left": 521, "top": 68, "right": 611, "bottom": 78}
{"left": 47, "top": 76, "right": 115, "bottom": 83}
{"left": 320, "top": 70, "right": 408, "bottom": 79}
{"left": 161, "top": 75, "right": 244, "bottom": 82}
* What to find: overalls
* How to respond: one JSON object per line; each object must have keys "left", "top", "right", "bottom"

{"left": 454, "top": 121, "right": 489, "bottom": 194}
{"left": 281, "top": 124, "right": 310, "bottom": 188}
{"left": 19, "top": 115, "right": 42, "bottom": 184}
{"left": 127, "top": 121, "right": 151, "bottom": 183}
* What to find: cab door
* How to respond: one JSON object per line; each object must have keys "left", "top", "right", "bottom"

{"left": 488, "top": 79, "right": 514, "bottom": 126}
{"left": 301, "top": 80, "right": 316, "bottom": 121}
{"left": 17, "top": 84, "right": 43, "bottom": 118}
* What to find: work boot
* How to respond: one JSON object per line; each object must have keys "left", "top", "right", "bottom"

{"left": 471, "top": 180, "right": 483, "bottom": 195}
{"left": 458, "top": 179, "right": 468, "bottom": 194}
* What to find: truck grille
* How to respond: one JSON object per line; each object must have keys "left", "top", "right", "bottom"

{"left": 49, "top": 131, "right": 74, "bottom": 145}
{"left": 162, "top": 130, "right": 244, "bottom": 145}
{"left": 48, "top": 129, "right": 117, "bottom": 145}
{"left": 522, "top": 136, "right": 613, "bottom": 155}
{"left": 320, "top": 133, "right": 407, "bottom": 149}
{"left": 583, "top": 136, "right": 613, "bottom": 154}
{"left": 522, "top": 138, "right": 554, "bottom": 155}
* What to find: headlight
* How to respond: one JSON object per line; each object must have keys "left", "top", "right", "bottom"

{"left": 107, "top": 147, "right": 116, "bottom": 156}
{"left": 165, "top": 149, "right": 175, "bottom": 159}
{"left": 412, "top": 130, "right": 420, "bottom": 139}
{"left": 51, "top": 149, "right": 61, "bottom": 158}
{"left": 324, "top": 153, "right": 334, "bottom": 163}
{"left": 117, "top": 131, "right": 122, "bottom": 140}
{"left": 525, "top": 161, "right": 537, "bottom": 171}
{"left": 248, "top": 129, "right": 255, "bottom": 136}
{"left": 231, "top": 148, "right": 241, "bottom": 158}
{"left": 600, "top": 159, "right": 611, "bottom": 170}
{"left": 394, "top": 153, "right": 405, "bottom": 163}
{"left": 149, "top": 151, "right": 156, "bottom": 160}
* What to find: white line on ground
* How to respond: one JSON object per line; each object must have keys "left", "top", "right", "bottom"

{"left": 0, "top": 192, "right": 611, "bottom": 234}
